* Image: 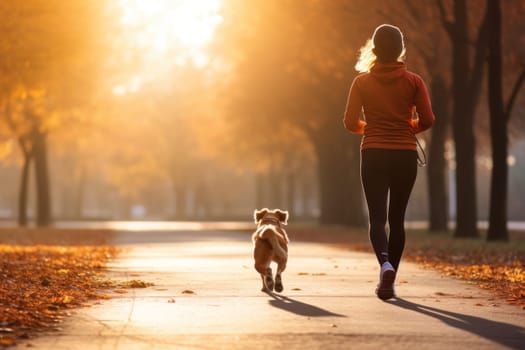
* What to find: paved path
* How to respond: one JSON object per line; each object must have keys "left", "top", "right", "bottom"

{"left": 16, "top": 230, "right": 525, "bottom": 349}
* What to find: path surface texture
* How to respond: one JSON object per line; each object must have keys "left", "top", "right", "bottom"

{"left": 16, "top": 229, "right": 525, "bottom": 349}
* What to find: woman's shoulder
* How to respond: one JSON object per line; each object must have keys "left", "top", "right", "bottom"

{"left": 404, "top": 69, "right": 425, "bottom": 83}
{"left": 353, "top": 71, "right": 372, "bottom": 85}
{"left": 403, "top": 69, "right": 428, "bottom": 89}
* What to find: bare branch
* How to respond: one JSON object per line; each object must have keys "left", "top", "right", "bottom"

{"left": 436, "top": 0, "right": 454, "bottom": 35}
{"left": 504, "top": 67, "right": 525, "bottom": 122}
{"left": 468, "top": 3, "right": 490, "bottom": 94}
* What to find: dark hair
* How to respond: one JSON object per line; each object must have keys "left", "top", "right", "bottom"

{"left": 372, "top": 24, "right": 404, "bottom": 62}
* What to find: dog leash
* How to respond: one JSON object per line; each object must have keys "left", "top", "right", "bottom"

{"left": 416, "top": 138, "right": 427, "bottom": 167}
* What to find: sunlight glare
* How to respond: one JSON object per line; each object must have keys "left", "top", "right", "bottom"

{"left": 113, "top": 0, "right": 223, "bottom": 94}
{"left": 118, "top": 0, "right": 223, "bottom": 64}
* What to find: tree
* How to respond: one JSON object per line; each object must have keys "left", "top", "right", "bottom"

{"left": 0, "top": 1, "right": 115, "bottom": 225}
{"left": 397, "top": 0, "right": 452, "bottom": 231}
{"left": 2, "top": 89, "right": 36, "bottom": 226}
{"left": 437, "top": 0, "right": 489, "bottom": 238}
{"left": 486, "top": 0, "right": 525, "bottom": 241}
{"left": 216, "top": 0, "right": 368, "bottom": 225}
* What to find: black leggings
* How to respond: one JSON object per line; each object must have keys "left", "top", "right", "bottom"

{"left": 361, "top": 149, "right": 417, "bottom": 271}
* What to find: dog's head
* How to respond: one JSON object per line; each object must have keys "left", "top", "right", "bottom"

{"left": 253, "top": 208, "right": 289, "bottom": 225}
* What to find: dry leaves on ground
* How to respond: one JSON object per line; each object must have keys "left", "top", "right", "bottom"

{"left": 289, "top": 225, "right": 525, "bottom": 309}
{"left": 406, "top": 249, "right": 525, "bottom": 308}
{"left": 0, "top": 245, "right": 121, "bottom": 347}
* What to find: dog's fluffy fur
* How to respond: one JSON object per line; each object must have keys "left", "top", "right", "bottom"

{"left": 252, "top": 208, "right": 289, "bottom": 293}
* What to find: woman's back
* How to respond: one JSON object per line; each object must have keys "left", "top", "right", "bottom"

{"left": 348, "top": 61, "right": 434, "bottom": 150}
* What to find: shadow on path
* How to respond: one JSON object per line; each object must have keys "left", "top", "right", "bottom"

{"left": 265, "top": 291, "right": 346, "bottom": 318}
{"left": 389, "top": 297, "right": 525, "bottom": 350}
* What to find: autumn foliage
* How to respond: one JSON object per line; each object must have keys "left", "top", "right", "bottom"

{"left": 407, "top": 247, "right": 525, "bottom": 308}
{"left": 289, "top": 226, "right": 525, "bottom": 309}
{"left": 0, "top": 245, "right": 118, "bottom": 347}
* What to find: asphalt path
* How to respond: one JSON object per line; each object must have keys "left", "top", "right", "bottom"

{"left": 15, "top": 229, "right": 525, "bottom": 350}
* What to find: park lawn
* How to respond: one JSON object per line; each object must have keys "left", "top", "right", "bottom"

{"left": 289, "top": 224, "right": 525, "bottom": 309}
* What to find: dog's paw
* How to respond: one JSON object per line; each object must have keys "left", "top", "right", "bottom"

{"left": 264, "top": 268, "right": 274, "bottom": 291}
{"left": 274, "top": 274, "right": 283, "bottom": 293}
{"left": 264, "top": 275, "right": 274, "bottom": 291}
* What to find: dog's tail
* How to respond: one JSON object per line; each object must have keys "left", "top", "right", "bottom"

{"left": 259, "top": 227, "right": 288, "bottom": 260}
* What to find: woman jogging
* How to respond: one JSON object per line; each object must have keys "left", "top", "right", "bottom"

{"left": 343, "top": 24, "right": 435, "bottom": 300}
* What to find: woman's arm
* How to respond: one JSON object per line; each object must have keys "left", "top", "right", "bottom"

{"left": 411, "top": 77, "right": 435, "bottom": 134}
{"left": 343, "top": 77, "right": 366, "bottom": 134}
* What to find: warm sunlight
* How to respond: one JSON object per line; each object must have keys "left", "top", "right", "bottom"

{"left": 118, "top": 0, "right": 223, "bottom": 67}
{"left": 120, "top": 0, "right": 222, "bottom": 53}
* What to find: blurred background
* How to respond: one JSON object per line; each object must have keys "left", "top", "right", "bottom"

{"left": 0, "top": 0, "right": 524, "bottom": 235}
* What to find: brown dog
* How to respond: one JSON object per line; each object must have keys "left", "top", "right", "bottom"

{"left": 252, "top": 208, "right": 289, "bottom": 293}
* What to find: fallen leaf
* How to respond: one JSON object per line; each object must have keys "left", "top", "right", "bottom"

{"left": 113, "top": 289, "right": 128, "bottom": 294}
{"left": 0, "top": 244, "right": 120, "bottom": 344}
{"left": 0, "top": 338, "right": 14, "bottom": 346}
{"left": 434, "top": 292, "right": 451, "bottom": 296}
{"left": 119, "top": 280, "right": 154, "bottom": 288}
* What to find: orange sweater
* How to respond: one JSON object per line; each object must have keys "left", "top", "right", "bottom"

{"left": 343, "top": 62, "right": 435, "bottom": 150}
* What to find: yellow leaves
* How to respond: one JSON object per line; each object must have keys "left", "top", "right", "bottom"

{"left": 0, "top": 338, "right": 15, "bottom": 346}
{"left": 113, "top": 289, "right": 128, "bottom": 294}
{"left": 405, "top": 249, "right": 525, "bottom": 308}
{"left": 290, "top": 226, "right": 525, "bottom": 309}
{"left": 0, "top": 141, "right": 15, "bottom": 161}
{"left": 28, "top": 89, "right": 46, "bottom": 99}
{"left": 103, "top": 279, "right": 155, "bottom": 289}
{"left": 122, "top": 280, "right": 154, "bottom": 288}
{"left": 0, "top": 244, "right": 119, "bottom": 346}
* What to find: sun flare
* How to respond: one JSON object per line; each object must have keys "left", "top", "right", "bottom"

{"left": 118, "top": 0, "right": 223, "bottom": 68}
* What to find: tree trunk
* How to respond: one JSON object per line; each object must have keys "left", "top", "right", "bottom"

{"left": 427, "top": 75, "right": 449, "bottom": 231}
{"left": 314, "top": 128, "right": 364, "bottom": 226}
{"left": 255, "top": 173, "right": 265, "bottom": 209}
{"left": 486, "top": 0, "right": 508, "bottom": 241}
{"left": 446, "top": 0, "right": 488, "bottom": 238}
{"left": 286, "top": 172, "right": 296, "bottom": 217}
{"left": 18, "top": 151, "right": 32, "bottom": 227}
{"left": 72, "top": 166, "right": 86, "bottom": 219}
{"left": 174, "top": 185, "right": 188, "bottom": 220}
{"left": 301, "top": 174, "right": 314, "bottom": 219}
{"left": 33, "top": 130, "right": 52, "bottom": 226}
{"left": 268, "top": 168, "right": 283, "bottom": 209}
